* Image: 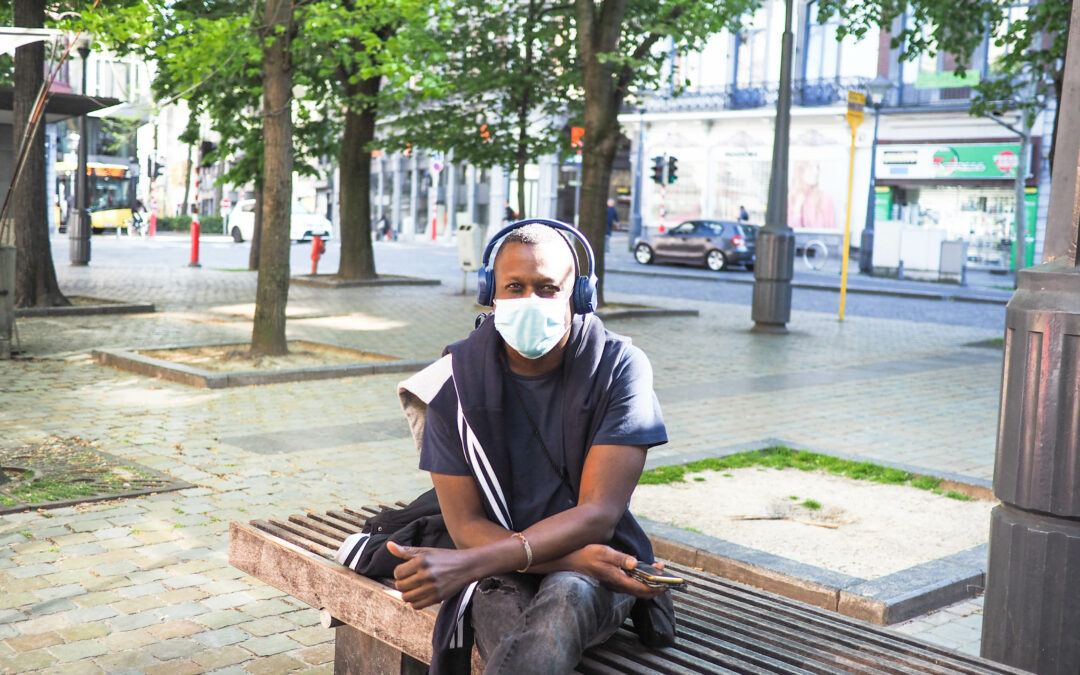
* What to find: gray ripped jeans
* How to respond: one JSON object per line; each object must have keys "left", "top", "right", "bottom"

{"left": 472, "top": 571, "right": 636, "bottom": 674}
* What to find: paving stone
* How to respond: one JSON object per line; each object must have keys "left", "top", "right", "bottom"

{"left": 242, "top": 599, "right": 295, "bottom": 619}
{"left": 3, "top": 649, "right": 60, "bottom": 673}
{"left": 146, "top": 619, "right": 203, "bottom": 640}
{"left": 127, "top": 568, "right": 171, "bottom": 585}
{"left": 10, "top": 563, "right": 60, "bottom": 579}
{"left": 146, "top": 637, "right": 203, "bottom": 660}
{"left": 0, "top": 609, "right": 30, "bottom": 622}
{"left": 117, "top": 582, "right": 169, "bottom": 599}
{"left": 33, "top": 584, "right": 87, "bottom": 602}
{"left": 143, "top": 659, "right": 204, "bottom": 675}
{"left": 164, "top": 573, "right": 212, "bottom": 590}
{"left": 286, "top": 626, "right": 333, "bottom": 647}
{"left": 282, "top": 609, "right": 321, "bottom": 628}
{"left": 192, "top": 645, "right": 251, "bottom": 669}
{"left": 108, "top": 611, "right": 161, "bottom": 632}
{"left": 67, "top": 520, "right": 113, "bottom": 534}
{"left": 194, "top": 626, "right": 249, "bottom": 649}
{"left": 12, "top": 612, "right": 71, "bottom": 635}
{"left": 297, "top": 643, "right": 334, "bottom": 665}
{"left": 90, "top": 646, "right": 160, "bottom": 672}
{"left": 0, "top": 593, "right": 37, "bottom": 610}
{"left": 242, "top": 652, "right": 305, "bottom": 675}
{"left": 57, "top": 624, "right": 110, "bottom": 642}
{"left": 48, "top": 639, "right": 108, "bottom": 662}
{"left": 111, "top": 596, "right": 166, "bottom": 614}
{"left": 72, "top": 591, "right": 121, "bottom": 608}
{"left": 243, "top": 634, "right": 302, "bottom": 657}
{"left": 201, "top": 591, "right": 252, "bottom": 611}
{"left": 156, "top": 600, "right": 208, "bottom": 621}
{"left": 28, "top": 598, "right": 77, "bottom": 616}
{"left": 99, "top": 627, "right": 158, "bottom": 652}
{"left": 159, "top": 587, "right": 210, "bottom": 605}
{"left": 197, "top": 609, "right": 250, "bottom": 630}
{"left": 61, "top": 605, "right": 119, "bottom": 624}
{"left": 239, "top": 616, "right": 295, "bottom": 638}
{"left": 4, "top": 631, "right": 63, "bottom": 652}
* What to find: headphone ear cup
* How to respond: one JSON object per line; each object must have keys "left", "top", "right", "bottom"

{"left": 477, "top": 267, "right": 495, "bottom": 307}
{"left": 572, "top": 275, "right": 598, "bottom": 314}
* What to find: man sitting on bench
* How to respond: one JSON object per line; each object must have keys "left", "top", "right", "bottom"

{"left": 391, "top": 220, "right": 672, "bottom": 674}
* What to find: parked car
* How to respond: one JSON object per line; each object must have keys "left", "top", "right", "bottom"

{"left": 227, "top": 199, "right": 333, "bottom": 243}
{"left": 632, "top": 220, "right": 757, "bottom": 271}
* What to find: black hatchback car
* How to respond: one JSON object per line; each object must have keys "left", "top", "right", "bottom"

{"left": 633, "top": 220, "right": 757, "bottom": 271}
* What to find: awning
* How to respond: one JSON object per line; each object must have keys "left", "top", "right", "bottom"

{"left": 0, "top": 27, "right": 63, "bottom": 56}
{"left": 0, "top": 89, "right": 122, "bottom": 125}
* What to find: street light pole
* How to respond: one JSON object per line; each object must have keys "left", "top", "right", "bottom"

{"left": 629, "top": 107, "right": 645, "bottom": 250}
{"left": 69, "top": 38, "right": 91, "bottom": 266}
{"left": 981, "top": 1, "right": 1080, "bottom": 671}
{"left": 750, "top": 0, "right": 796, "bottom": 333}
{"left": 859, "top": 76, "right": 893, "bottom": 274}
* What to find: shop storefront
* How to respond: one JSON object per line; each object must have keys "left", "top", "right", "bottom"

{"left": 875, "top": 142, "right": 1037, "bottom": 270}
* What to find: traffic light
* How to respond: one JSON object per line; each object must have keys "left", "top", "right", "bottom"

{"left": 667, "top": 156, "right": 678, "bottom": 183}
{"left": 650, "top": 156, "right": 664, "bottom": 184}
{"left": 153, "top": 162, "right": 164, "bottom": 179}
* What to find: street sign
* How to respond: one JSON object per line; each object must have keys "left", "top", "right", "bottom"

{"left": 221, "top": 198, "right": 232, "bottom": 210}
{"left": 430, "top": 151, "right": 444, "bottom": 173}
{"left": 846, "top": 90, "right": 865, "bottom": 130}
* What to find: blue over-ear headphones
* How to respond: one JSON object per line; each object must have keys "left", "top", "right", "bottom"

{"left": 476, "top": 218, "right": 598, "bottom": 315}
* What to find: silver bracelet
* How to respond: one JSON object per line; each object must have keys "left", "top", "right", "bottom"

{"left": 512, "top": 532, "right": 533, "bottom": 573}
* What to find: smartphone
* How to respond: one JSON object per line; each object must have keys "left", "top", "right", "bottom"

{"left": 625, "top": 563, "right": 687, "bottom": 589}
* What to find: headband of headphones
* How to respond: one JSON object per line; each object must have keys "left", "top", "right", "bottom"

{"left": 476, "top": 218, "right": 598, "bottom": 314}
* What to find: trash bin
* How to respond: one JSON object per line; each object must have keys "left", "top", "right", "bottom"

{"left": 457, "top": 223, "right": 486, "bottom": 272}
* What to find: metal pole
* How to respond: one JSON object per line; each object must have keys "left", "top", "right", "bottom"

{"left": 629, "top": 108, "right": 645, "bottom": 250}
{"left": 858, "top": 104, "right": 882, "bottom": 273}
{"left": 69, "top": 45, "right": 91, "bottom": 266}
{"left": 751, "top": 0, "right": 796, "bottom": 332}
{"left": 1014, "top": 118, "right": 1030, "bottom": 273}
{"left": 981, "top": 1, "right": 1080, "bottom": 670}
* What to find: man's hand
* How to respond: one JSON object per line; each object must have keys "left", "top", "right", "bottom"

{"left": 388, "top": 541, "right": 479, "bottom": 610}
{"left": 565, "top": 544, "right": 668, "bottom": 599}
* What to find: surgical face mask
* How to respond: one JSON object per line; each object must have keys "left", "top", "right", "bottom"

{"left": 493, "top": 296, "right": 569, "bottom": 359}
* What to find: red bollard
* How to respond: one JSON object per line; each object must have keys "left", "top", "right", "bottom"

{"left": 310, "top": 235, "right": 326, "bottom": 275}
{"left": 189, "top": 217, "right": 201, "bottom": 268}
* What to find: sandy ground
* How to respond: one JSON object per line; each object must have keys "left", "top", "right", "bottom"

{"left": 138, "top": 340, "right": 395, "bottom": 372}
{"left": 630, "top": 466, "right": 997, "bottom": 579}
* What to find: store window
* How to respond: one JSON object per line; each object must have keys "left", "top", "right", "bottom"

{"left": 804, "top": 1, "right": 840, "bottom": 82}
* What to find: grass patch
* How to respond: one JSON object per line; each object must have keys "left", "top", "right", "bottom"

{"left": 639, "top": 446, "right": 975, "bottom": 501}
{"left": 800, "top": 499, "right": 822, "bottom": 510}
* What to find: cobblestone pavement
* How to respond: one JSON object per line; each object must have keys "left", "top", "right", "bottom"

{"left": 0, "top": 252, "right": 1006, "bottom": 672}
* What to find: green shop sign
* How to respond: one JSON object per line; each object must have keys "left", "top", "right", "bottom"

{"left": 877, "top": 143, "right": 1025, "bottom": 180}
{"left": 914, "top": 70, "right": 980, "bottom": 90}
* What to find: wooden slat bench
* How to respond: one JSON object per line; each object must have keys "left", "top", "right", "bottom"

{"left": 229, "top": 505, "right": 1026, "bottom": 674}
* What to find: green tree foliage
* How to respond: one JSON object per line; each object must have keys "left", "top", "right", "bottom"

{"left": 574, "top": 0, "right": 758, "bottom": 304}
{"left": 383, "top": 0, "right": 581, "bottom": 219}
{"left": 814, "top": 0, "right": 1069, "bottom": 166}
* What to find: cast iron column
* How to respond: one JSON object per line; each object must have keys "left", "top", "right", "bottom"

{"left": 751, "top": 0, "right": 796, "bottom": 333}
{"left": 69, "top": 43, "right": 91, "bottom": 266}
{"left": 981, "top": 1, "right": 1080, "bottom": 672}
{"left": 858, "top": 101, "right": 883, "bottom": 273}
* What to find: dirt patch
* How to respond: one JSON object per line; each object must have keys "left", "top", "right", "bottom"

{"left": 0, "top": 437, "right": 191, "bottom": 513}
{"left": 631, "top": 466, "right": 996, "bottom": 580}
{"left": 138, "top": 340, "right": 397, "bottom": 373}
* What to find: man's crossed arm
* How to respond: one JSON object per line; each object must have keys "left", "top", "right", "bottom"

{"left": 388, "top": 444, "right": 666, "bottom": 609}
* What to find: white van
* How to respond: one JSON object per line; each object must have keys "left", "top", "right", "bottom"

{"left": 228, "top": 199, "right": 333, "bottom": 243}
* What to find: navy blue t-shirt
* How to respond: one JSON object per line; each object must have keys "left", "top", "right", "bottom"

{"left": 419, "top": 344, "right": 667, "bottom": 531}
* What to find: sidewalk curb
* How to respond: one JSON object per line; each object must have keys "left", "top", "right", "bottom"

{"left": 292, "top": 274, "right": 441, "bottom": 288}
{"left": 92, "top": 344, "right": 433, "bottom": 389}
{"left": 15, "top": 300, "right": 156, "bottom": 318}
{"left": 639, "top": 439, "right": 992, "bottom": 624}
{"left": 607, "top": 266, "right": 1011, "bottom": 306}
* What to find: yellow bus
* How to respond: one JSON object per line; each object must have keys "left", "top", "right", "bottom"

{"left": 58, "top": 162, "right": 136, "bottom": 233}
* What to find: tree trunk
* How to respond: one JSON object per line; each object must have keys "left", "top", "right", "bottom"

{"left": 575, "top": 0, "right": 627, "bottom": 307}
{"left": 337, "top": 72, "right": 379, "bottom": 280}
{"left": 251, "top": 0, "right": 293, "bottom": 356}
{"left": 12, "top": 0, "right": 67, "bottom": 308}
{"left": 248, "top": 184, "right": 263, "bottom": 270}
